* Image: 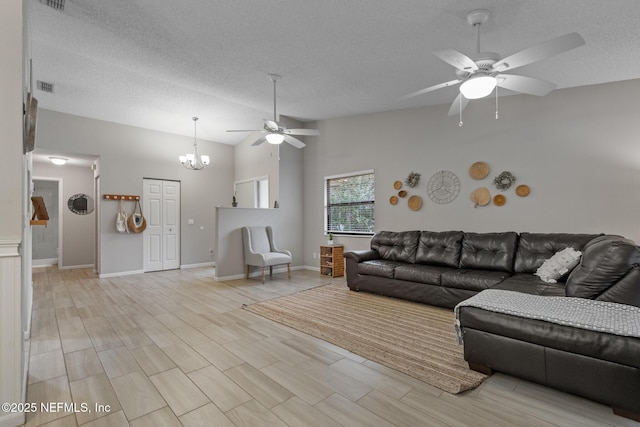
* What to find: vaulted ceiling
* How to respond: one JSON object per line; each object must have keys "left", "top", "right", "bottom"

{"left": 28, "top": 0, "right": 640, "bottom": 145}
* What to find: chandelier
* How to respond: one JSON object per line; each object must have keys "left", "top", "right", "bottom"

{"left": 179, "top": 117, "right": 210, "bottom": 170}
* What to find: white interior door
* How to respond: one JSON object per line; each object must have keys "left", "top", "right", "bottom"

{"left": 143, "top": 179, "right": 180, "bottom": 272}
{"left": 162, "top": 181, "right": 180, "bottom": 270}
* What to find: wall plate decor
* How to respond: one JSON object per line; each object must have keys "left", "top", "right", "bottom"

{"left": 427, "top": 170, "right": 460, "bottom": 204}
{"left": 493, "top": 194, "right": 506, "bottom": 206}
{"left": 493, "top": 171, "right": 516, "bottom": 191}
{"left": 393, "top": 180, "right": 403, "bottom": 190}
{"left": 469, "top": 161, "right": 489, "bottom": 180}
{"left": 398, "top": 190, "right": 408, "bottom": 198}
{"left": 516, "top": 184, "right": 530, "bottom": 197}
{"left": 408, "top": 195, "right": 423, "bottom": 211}
{"left": 470, "top": 187, "right": 491, "bottom": 207}
{"left": 390, "top": 195, "right": 398, "bottom": 205}
{"left": 67, "top": 193, "right": 94, "bottom": 215}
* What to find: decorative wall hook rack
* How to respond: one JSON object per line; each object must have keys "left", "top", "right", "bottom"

{"left": 103, "top": 194, "right": 140, "bottom": 201}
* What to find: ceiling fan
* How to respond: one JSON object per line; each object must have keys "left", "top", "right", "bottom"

{"left": 227, "top": 74, "right": 319, "bottom": 148}
{"left": 405, "top": 9, "right": 585, "bottom": 117}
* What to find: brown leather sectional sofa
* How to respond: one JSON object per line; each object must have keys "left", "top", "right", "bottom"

{"left": 344, "top": 230, "right": 640, "bottom": 420}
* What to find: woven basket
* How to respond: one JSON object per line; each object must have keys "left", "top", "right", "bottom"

{"left": 408, "top": 195, "right": 422, "bottom": 211}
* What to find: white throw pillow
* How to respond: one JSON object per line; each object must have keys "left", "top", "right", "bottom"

{"left": 535, "top": 247, "right": 582, "bottom": 283}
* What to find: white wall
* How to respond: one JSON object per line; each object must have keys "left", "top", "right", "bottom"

{"left": 303, "top": 79, "right": 640, "bottom": 266}
{"left": 1, "top": 2, "right": 26, "bottom": 426}
{"left": 35, "top": 109, "right": 234, "bottom": 275}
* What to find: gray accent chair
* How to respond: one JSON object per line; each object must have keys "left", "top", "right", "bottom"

{"left": 241, "top": 226, "right": 292, "bottom": 283}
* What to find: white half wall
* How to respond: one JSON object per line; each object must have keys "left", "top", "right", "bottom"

{"left": 303, "top": 79, "right": 640, "bottom": 266}
{"left": 216, "top": 142, "right": 303, "bottom": 279}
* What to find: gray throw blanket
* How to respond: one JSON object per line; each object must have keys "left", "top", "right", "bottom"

{"left": 454, "top": 289, "right": 640, "bottom": 344}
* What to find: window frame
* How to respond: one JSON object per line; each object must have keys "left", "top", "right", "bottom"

{"left": 323, "top": 169, "right": 375, "bottom": 236}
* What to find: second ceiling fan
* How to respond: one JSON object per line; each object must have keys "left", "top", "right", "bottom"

{"left": 405, "top": 9, "right": 585, "bottom": 116}
{"left": 227, "top": 74, "right": 319, "bottom": 148}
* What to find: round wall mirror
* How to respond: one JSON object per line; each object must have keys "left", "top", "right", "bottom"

{"left": 67, "top": 193, "right": 94, "bottom": 215}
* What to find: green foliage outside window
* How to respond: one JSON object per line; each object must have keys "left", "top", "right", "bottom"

{"left": 325, "top": 172, "right": 375, "bottom": 234}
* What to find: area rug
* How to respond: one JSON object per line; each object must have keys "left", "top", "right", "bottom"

{"left": 242, "top": 284, "right": 488, "bottom": 394}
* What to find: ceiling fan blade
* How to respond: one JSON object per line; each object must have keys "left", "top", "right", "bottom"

{"left": 447, "top": 93, "right": 470, "bottom": 117}
{"left": 403, "top": 79, "right": 462, "bottom": 99}
{"left": 497, "top": 74, "right": 556, "bottom": 96}
{"left": 492, "top": 32, "right": 585, "bottom": 72}
{"left": 284, "top": 135, "right": 306, "bottom": 149}
{"left": 251, "top": 137, "right": 267, "bottom": 146}
{"left": 226, "top": 129, "right": 263, "bottom": 133}
{"left": 283, "top": 128, "right": 320, "bottom": 136}
{"left": 434, "top": 49, "right": 478, "bottom": 72}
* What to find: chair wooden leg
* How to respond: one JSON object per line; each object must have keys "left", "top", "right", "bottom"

{"left": 287, "top": 264, "right": 291, "bottom": 279}
{"left": 246, "top": 265, "right": 250, "bottom": 280}
{"left": 269, "top": 266, "right": 273, "bottom": 277}
{"left": 261, "top": 267, "right": 265, "bottom": 284}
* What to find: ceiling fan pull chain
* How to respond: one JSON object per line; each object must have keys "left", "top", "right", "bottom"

{"left": 495, "top": 86, "right": 499, "bottom": 120}
{"left": 458, "top": 96, "right": 463, "bottom": 127}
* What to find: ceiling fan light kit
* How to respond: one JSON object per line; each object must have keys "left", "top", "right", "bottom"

{"left": 265, "top": 133, "right": 285, "bottom": 145}
{"left": 404, "top": 8, "right": 585, "bottom": 123}
{"left": 460, "top": 74, "right": 497, "bottom": 99}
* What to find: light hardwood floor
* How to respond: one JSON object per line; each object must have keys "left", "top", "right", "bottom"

{"left": 24, "top": 267, "right": 638, "bottom": 427}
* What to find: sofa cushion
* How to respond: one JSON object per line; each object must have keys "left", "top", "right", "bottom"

{"left": 357, "top": 260, "right": 401, "bottom": 278}
{"left": 415, "top": 231, "right": 464, "bottom": 268}
{"left": 370, "top": 230, "right": 420, "bottom": 264}
{"left": 459, "top": 232, "right": 518, "bottom": 273}
{"left": 394, "top": 264, "right": 451, "bottom": 285}
{"left": 535, "top": 247, "right": 582, "bottom": 283}
{"left": 566, "top": 236, "right": 640, "bottom": 299}
{"left": 514, "top": 233, "right": 599, "bottom": 274}
{"left": 493, "top": 274, "right": 566, "bottom": 296}
{"left": 441, "top": 269, "right": 511, "bottom": 292}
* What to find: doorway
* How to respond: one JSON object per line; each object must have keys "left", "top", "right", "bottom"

{"left": 143, "top": 179, "right": 181, "bottom": 272}
{"left": 32, "top": 178, "right": 62, "bottom": 267}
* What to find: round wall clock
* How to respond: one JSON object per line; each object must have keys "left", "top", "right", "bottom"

{"left": 427, "top": 170, "right": 460, "bottom": 204}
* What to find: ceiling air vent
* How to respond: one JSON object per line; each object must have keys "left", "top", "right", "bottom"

{"left": 37, "top": 80, "right": 54, "bottom": 93}
{"left": 41, "top": 0, "right": 65, "bottom": 11}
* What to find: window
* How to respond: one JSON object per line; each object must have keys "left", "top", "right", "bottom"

{"left": 324, "top": 170, "right": 375, "bottom": 235}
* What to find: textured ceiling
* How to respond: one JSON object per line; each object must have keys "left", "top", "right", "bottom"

{"left": 28, "top": 0, "right": 640, "bottom": 146}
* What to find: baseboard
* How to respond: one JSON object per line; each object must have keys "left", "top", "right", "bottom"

{"left": 181, "top": 262, "right": 215, "bottom": 269}
{"left": 32, "top": 258, "right": 58, "bottom": 267}
{"left": 302, "top": 265, "right": 321, "bottom": 272}
{"left": 98, "top": 269, "right": 145, "bottom": 278}
{"left": 58, "top": 264, "right": 94, "bottom": 271}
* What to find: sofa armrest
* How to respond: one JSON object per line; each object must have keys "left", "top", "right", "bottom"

{"left": 344, "top": 249, "right": 380, "bottom": 263}
{"left": 596, "top": 264, "right": 640, "bottom": 308}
